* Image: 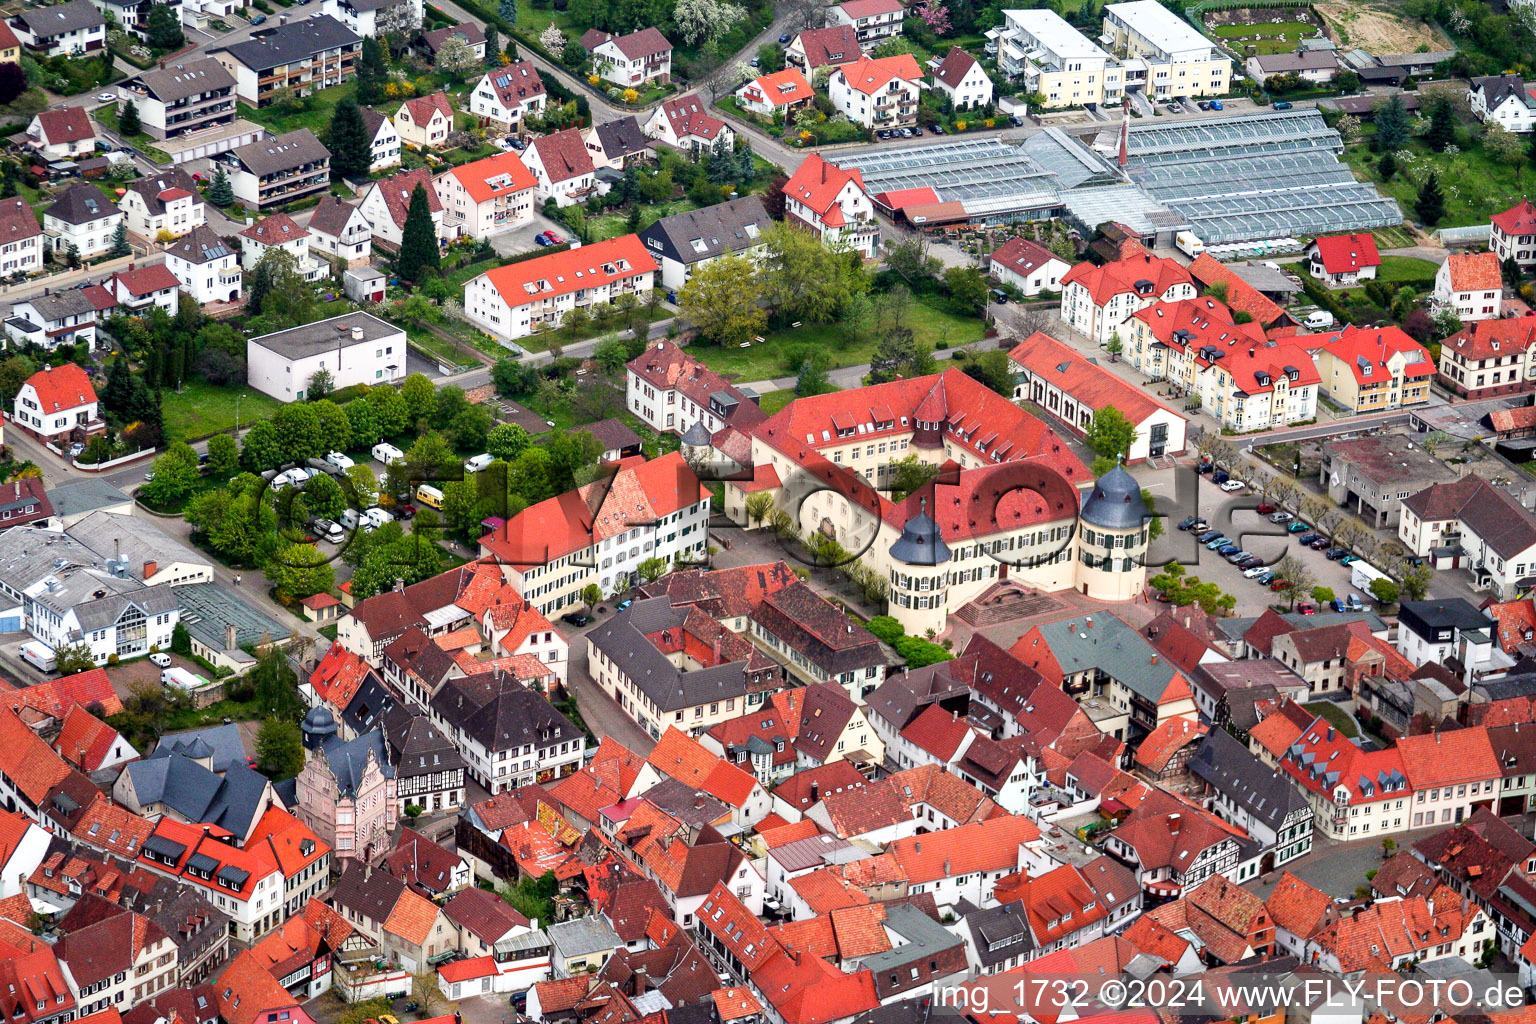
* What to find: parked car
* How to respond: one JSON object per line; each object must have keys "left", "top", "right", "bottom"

{"left": 1309, "top": 536, "right": 1332, "bottom": 550}
{"left": 1287, "top": 521, "right": 1310, "bottom": 533}
{"left": 149, "top": 652, "right": 172, "bottom": 668}
{"left": 534, "top": 233, "right": 552, "bottom": 246}
{"left": 1210, "top": 99, "right": 1224, "bottom": 110}
{"left": 932, "top": 123, "right": 946, "bottom": 134}
{"left": 911, "top": 125, "right": 924, "bottom": 135}
{"left": 1219, "top": 478, "right": 1244, "bottom": 492}
{"left": 1237, "top": 555, "right": 1265, "bottom": 568}
{"left": 1195, "top": 530, "right": 1223, "bottom": 543}
{"left": 1296, "top": 602, "right": 1316, "bottom": 615}
{"left": 778, "top": 32, "right": 791, "bottom": 43}
{"left": 878, "top": 129, "right": 891, "bottom": 139}
{"left": 1256, "top": 503, "right": 1276, "bottom": 515}
{"left": 1330, "top": 598, "right": 1348, "bottom": 612}
{"left": 249, "top": 12, "right": 266, "bottom": 23}
{"left": 1243, "top": 565, "right": 1270, "bottom": 579}
{"left": 1270, "top": 579, "right": 1293, "bottom": 591}
{"left": 311, "top": 518, "right": 345, "bottom": 543}
{"left": 1298, "top": 533, "right": 1320, "bottom": 545}
{"left": 396, "top": 504, "right": 417, "bottom": 520}
{"left": 1197, "top": 101, "right": 1211, "bottom": 111}
{"left": 68, "top": 441, "right": 85, "bottom": 457}
{"left": 1224, "top": 549, "right": 1249, "bottom": 563}
{"left": 1273, "top": 100, "right": 1293, "bottom": 109}
{"left": 750, "top": 56, "right": 760, "bottom": 67}
{"left": 1325, "top": 548, "right": 1350, "bottom": 560}
{"left": 1206, "top": 536, "right": 1231, "bottom": 550}
{"left": 1340, "top": 554, "right": 1360, "bottom": 566}
{"left": 561, "top": 612, "right": 591, "bottom": 626}
{"left": 464, "top": 453, "right": 494, "bottom": 473}
{"left": 545, "top": 231, "right": 565, "bottom": 244}
{"left": 1178, "top": 516, "right": 1207, "bottom": 531}
{"left": 616, "top": 598, "right": 633, "bottom": 611}
{"left": 1257, "top": 572, "right": 1277, "bottom": 585}
{"left": 1212, "top": 470, "right": 1229, "bottom": 483}
{"left": 1217, "top": 543, "right": 1241, "bottom": 556}
{"left": 1270, "top": 511, "right": 1295, "bottom": 523}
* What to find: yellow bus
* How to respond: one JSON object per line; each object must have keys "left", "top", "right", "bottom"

{"left": 415, "top": 484, "right": 445, "bottom": 510}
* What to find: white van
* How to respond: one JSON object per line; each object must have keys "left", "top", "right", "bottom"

{"left": 464, "top": 453, "right": 494, "bottom": 474}
{"left": 372, "top": 443, "right": 404, "bottom": 466}
{"left": 363, "top": 508, "right": 395, "bottom": 531}
{"left": 1303, "top": 310, "right": 1336, "bottom": 330}
{"left": 340, "top": 509, "right": 361, "bottom": 530}
{"left": 325, "top": 451, "right": 355, "bottom": 471}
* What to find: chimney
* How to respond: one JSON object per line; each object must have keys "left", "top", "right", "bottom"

{"left": 144, "top": 561, "right": 157, "bottom": 579}
{"left": 915, "top": 840, "right": 922, "bottom": 853}
{"left": 394, "top": 578, "right": 406, "bottom": 593}
{"left": 1327, "top": 726, "right": 1335, "bottom": 741}
{"left": 1086, "top": 617, "right": 1093, "bottom": 629}
{"left": 810, "top": 781, "right": 819, "bottom": 803}
{"left": 115, "top": 537, "right": 121, "bottom": 562}
{"left": 1150, "top": 654, "right": 1158, "bottom": 665}
{"left": 1184, "top": 615, "right": 1191, "bottom": 628}
{"left": 1168, "top": 812, "right": 1181, "bottom": 834}
{"left": 226, "top": 623, "right": 237, "bottom": 650}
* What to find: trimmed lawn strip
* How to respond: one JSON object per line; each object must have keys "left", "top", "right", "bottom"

{"left": 163, "top": 382, "right": 284, "bottom": 442}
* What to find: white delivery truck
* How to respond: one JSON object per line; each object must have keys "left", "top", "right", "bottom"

{"left": 1351, "top": 559, "right": 1390, "bottom": 594}
{"left": 162, "top": 666, "right": 211, "bottom": 691}
{"left": 19, "top": 641, "right": 56, "bottom": 672}
{"left": 1176, "top": 232, "right": 1205, "bottom": 258}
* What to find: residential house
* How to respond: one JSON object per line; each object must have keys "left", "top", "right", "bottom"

{"left": 1306, "top": 233, "right": 1380, "bottom": 286}
{"left": 886, "top": 815, "right": 1040, "bottom": 909}
{"left": 118, "top": 170, "right": 204, "bottom": 241}
{"left": 1470, "top": 74, "right": 1536, "bottom": 134}
{"left": 1399, "top": 474, "right": 1536, "bottom": 598}
{"left": 785, "top": 25, "right": 862, "bottom": 73}
{"left": 643, "top": 95, "right": 733, "bottom": 154}
{"left": 1493, "top": 199, "right": 1536, "bottom": 269}
{"left": 1009, "top": 330, "right": 1187, "bottom": 461}
{"left": 583, "top": 117, "right": 651, "bottom": 170}
{"left": 238, "top": 212, "right": 321, "bottom": 278}
{"left": 1101, "top": 0, "right": 1231, "bottom": 98}
{"left": 1311, "top": 885, "right": 1490, "bottom": 971}
{"left": 987, "top": 10, "right": 1121, "bottom": 107}
{"left": 442, "top": 886, "right": 532, "bottom": 960}
{"left": 1270, "top": 619, "right": 1409, "bottom": 698}
{"left": 735, "top": 68, "right": 815, "bottom": 120}
{"left": 429, "top": 671, "right": 584, "bottom": 793}
{"left": 1396, "top": 598, "right": 1508, "bottom": 683}
{"left": 358, "top": 107, "right": 400, "bottom": 172}
{"left": 358, "top": 167, "right": 449, "bottom": 247}
{"left": 463, "top": 233, "right": 655, "bottom": 343}
{"left": 330, "top": 861, "right": 456, "bottom": 972}
{"left": 1438, "top": 313, "right": 1536, "bottom": 399}
{"left": 393, "top": 92, "right": 453, "bottom": 149}
{"left": 1246, "top": 48, "right": 1340, "bottom": 85}
{"left": 318, "top": 0, "right": 422, "bottom": 38}
{"left": 749, "top": 584, "right": 888, "bottom": 699}
{"left": 0, "top": 21, "right": 14, "bottom": 62}
{"left": 163, "top": 224, "right": 240, "bottom": 305}
{"left": 53, "top": 704, "right": 136, "bottom": 775}
{"left": 989, "top": 237, "right": 1070, "bottom": 297}
{"left": 831, "top": 0, "right": 904, "bottom": 48}
{"left": 417, "top": 22, "right": 484, "bottom": 61}
{"left": 55, "top": 903, "right": 179, "bottom": 1014}
{"left": 468, "top": 62, "right": 546, "bottom": 132}
{"left": 7, "top": 0, "right": 105, "bottom": 57}
{"left": 219, "top": 129, "right": 331, "bottom": 210}
{"left": 117, "top": 58, "right": 238, "bottom": 142}
{"left": 11, "top": 363, "right": 102, "bottom": 443}
{"left": 381, "top": 709, "right": 468, "bottom": 816}
{"left": 625, "top": 340, "right": 765, "bottom": 438}
{"left": 1002, "top": 858, "right": 1140, "bottom": 956}
{"left": 106, "top": 264, "right": 181, "bottom": 316}
{"left": 0, "top": 196, "right": 46, "bottom": 277}
{"left": 209, "top": 17, "right": 361, "bottom": 107}
{"left": 931, "top": 47, "right": 993, "bottom": 109}
{"left": 1100, "top": 791, "right": 1244, "bottom": 897}
{"left": 1313, "top": 324, "right": 1435, "bottom": 413}
{"left": 214, "top": 947, "right": 319, "bottom": 1024}
{"left": 381, "top": 827, "right": 468, "bottom": 899}
{"left": 246, "top": 311, "right": 405, "bottom": 402}
{"left": 1275, "top": 715, "right": 1412, "bottom": 841}
{"left": 1062, "top": 250, "right": 1196, "bottom": 347}
{"left": 1397, "top": 727, "right": 1501, "bottom": 829}
{"left": 782, "top": 152, "right": 878, "bottom": 259}
{"left": 1188, "top": 728, "right": 1313, "bottom": 871}
{"left": 520, "top": 129, "right": 596, "bottom": 209}
{"left": 828, "top": 54, "right": 923, "bottom": 128}
{"left": 305, "top": 197, "right": 371, "bottom": 268}
{"left": 637, "top": 195, "right": 769, "bottom": 290}
{"left": 4, "top": 290, "right": 108, "bottom": 352}
{"left": 27, "top": 108, "right": 95, "bottom": 160}
{"left": 580, "top": 28, "right": 672, "bottom": 88}
{"left": 112, "top": 753, "right": 278, "bottom": 844}
{"left": 1435, "top": 250, "right": 1504, "bottom": 322}
{"left": 0, "top": 478, "right": 57, "bottom": 535}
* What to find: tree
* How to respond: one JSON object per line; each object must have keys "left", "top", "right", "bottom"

{"left": 272, "top": 403, "right": 324, "bottom": 461}
{"left": 1085, "top": 407, "right": 1135, "bottom": 463}
{"left": 674, "top": 0, "right": 746, "bottom": 45}
{"left": 356, "top": 36, "right": 389, "bottom": 105}
{"left": 346, "top": 399, "right": 382, "bottom": 449}
{"left": 1312, "top": 586, "right": 1335, "bottom": 604}
{"left": 581, "top": 583, "right": 604, "bottom": 608}
{"left": 207, "top": 166, "right": 234, "bottom": 207}
{"left": 868, "top": 324, "right": 934, "bottom": 384}
{"left": 349, "top": 534, "right": 447, "bottom": 598}
{"left": 539, "top": 24, "right": 567, "bottom": 58}
{"left": 963, "top": 349, "right": 1014, "bottom": 395}
{"left": 757, "top": 43, "right": 785, "bottom": 73}
{"left": 109, "top": 221, "right": 131, "bottom": 258}
{"left": 796, "top": 356, "right": 831, "bottom": 397}
{"left": 451, "top": 405, "right": 494, "bottom": 451}
{"left": 745, "top": 492, "right": 774, "bottom": 528}
{"left": 396, "top": 184, "right": 440, "bottom": 283}
{"left": 678, "top": 255, "right": 766, "bottom": 346}
{"left": 484, "top": 25, "right": 502, "bottom": 64}
{"left": 54, "top": 643, "right": 97, "bottom": 674}
{"left": 435, "top": 35, "right": 483, "bottom": 78}
{"left": 942, "top": 266, "right": 988, "bottom": 316}
{"left": 914, "top": 0, "right": 951, "bottom": 33}
{"left": 883, "top": 236, "right": 940, "bottom": 287}
{"left": 1415, "top": 172, "right": 1445, "bottom": 226}
{"left": 499, "top": 0, "right": 517, "bottom": 22}
{"left": 1424, "top": 95, "right": 1457, "bottom": 152}
{"left": 637, "top": 556, "right": 668, "bottom": 583}
{"left": 487, "top": 422, "right": 531, "bottom": 462}
{"left": 246, "top": 249, "right": 314, "bottom": 329}
{"left": 119, "top": 100, "right": 141, "bottom": 137}
{"left": 206, "top": 433, "right": 239, "bottom": 479}
{"left": 327, "top": 98, "right": 371, "bottom": 180}
{"left": 267, "top": 542, "right": 335, "bottom": 601}
{"left": 345, "top": 464, "right": 378, "bottom": 509}
{"left": 250, "top": 645, "right": 303, "bottom": 721}
{"left": 145, "top": 3, "right": 184, "bottom": 48}
{"left": 0, "top": 62, "right": 25, "bottom": 106}
{"left": 141, "top": 442, "right": 201, "bottom": 506}
{"left": 1369, "top": 576, "right": 1400, "bottom": 606}
{"left": 401, "top": 373, "right": 437, "bottom": 424}
{"left": 1401, "top": 561, "right": 1434, "bottom": 601}
{"left": 1373, "top": 94, "right": 1409, "bottom": 152}
{"left": 761, "top": 222, "right": 868, "bottom": 324}
{"left": 1485, "top": 122, "right": 1524, "bottom": 174}
{"left": 307, "top": 368, "right": 334, "bottom": 402}
{"left": 1274, "top": 555, "right": 1313, "bottom": 611}
{"left": 1378, "top": 151, "right": 1397, "bottom": 181}
{"left": 255, "top": 720, "right": 305, "bottom": 778}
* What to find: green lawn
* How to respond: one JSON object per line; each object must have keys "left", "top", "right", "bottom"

{"left": 163, "top": 383, "right": 284, "bottom": 442}
{"left": 691, "top": 301, "right": 985, "bottom": 382}
{"left": 588, "top": 199, "right": 700, "bottom": 242}
{"left": 238, "top": 81, "right": 357, "bottom": 138}
{"left": 1342, "top": 138, "right": 1535, "bottom": 229}
{"left": 1303, "top": 700, "right": 1359, "bottom": 739}
{"left": 1210, "top": 20, "right": 1315, "bottom": 54}
{"left": 1374, "top": 255, "right": 1440, "bottom": 281}
{"left": 756, "top": 389, "right": 794, "bottom": 415}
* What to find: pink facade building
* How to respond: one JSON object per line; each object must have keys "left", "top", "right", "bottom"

{"left": 296, "top": 706, "right": 400, "bottom": 862}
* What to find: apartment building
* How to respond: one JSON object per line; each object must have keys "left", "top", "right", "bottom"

{"left": 7, "top": 0, "right": 105, "bottom": 57}
{"left": 210, "top": 16, "right": 362, "bottom": 107}
{"left": 319, "top": 0, "right": 422, "bottom": 38}
{"left": 625, "top": 339, "right": 765, "bottom": 438}
{"left": 829, "top": 0, "right": 904, "bottom": 49}
{"left": 782, "top": 152, "right": 878, "bottom": 259}
{"left": 1438, "top": 313, "right": 1536, "bottom": 399}
{"left": 1312, "top": 324, "right": 1435, "bottom": 413}
{"left": 1062, "top": 250, "right": 1195, "bottom": 346}
{"left": 434, "top": 151, "right": 536, "bottom": 237}
{"left": 1275, "top": 716, "right": 1412, "bottom": 841}
{"left": 989, "top": 9, "right": 1122, "bottom": 108}
{"left": 637, "top": 194, "right": 770, "bottom": 290}
{"left": 1101, "top": 0, "right": 1230, "bottom": 98}
{"left": 828, "top": 54, "right": 923, "bottom": 128}
{"left": 1399, "top": 474, "right": 1536, "bottom": 599}
{"left": 118, "top": 58, "right": 237, "bottom": 141}
{"left": 221, "top": 129, "right": 331, "bottom": 210}
{"left": 247, "top": 312, "right": 405, "bottom": 402}
{"left": 463, "top": 233, "right": 655, "bottom": 342}
{"left": 1492, "top": 199, "right": 1536, "bottom": 269}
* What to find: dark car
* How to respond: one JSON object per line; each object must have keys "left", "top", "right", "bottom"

{"left": 1225, "top": 549, "right": 1250, "bottom": 563}
{"left": 1273, "top": 100, "right": 1293, "bottom": 109}
{"left": 249, "top": 12, "right": 266, "bottom": 23}
{"left": 1326, "top": 548, "right": 1350, "bottom": 560}
{"left": 1217, "top": 543, "right": 1241, "bottom": 556}
{"left": 1330, "top": 598, "right": 1348, "bottom": 612}
{"left": 932, "top": 123, "right": 946, "bottom": 134}
{"left": 1309, "top": 536, "right": 1332, "bottom": 549}
{"left": 1195, "top": 530, "right": 1223, "bottom": 543}
{"left": 911, "top": 124, "right": 924, "bottom": 135}
{"left": 1196, "top": 461, "right": 1214, "bottom": 474}
{"left": 1257, "top": 572, "right": 1276, "bottom": 585}
{"left": 1178, "top": 516, "right": 1201, "bottom": 531}
{"left": 778, "top": 32, "right": 791, "bottom": 43}
{"left": 1299, "top": 533, "right": 1320, "bottom": 545}
{"left": 396, "top": 503, "right": 417, "bottom": 520}
{"left": 1213, "top": 470, "right": 1230, "bottom": 484}
{"left": 534, "top": 233, "right": 552, "bottom": 246}
{"left": 561, "top": 612, "right": 591, "bottom": 626}
{"left": 1238, "top": 555, "right": 1265, "bottom": 568}
{"left": 877, "top": 129, "right": 891, "bottom": 139}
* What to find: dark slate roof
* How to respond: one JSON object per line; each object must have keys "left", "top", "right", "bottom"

{"left": 13, "top": 0, "right": 103, "bottom": 37}
{"left": 217, "top": 16, "right": 360, "bottom": 72}
{"left": 332, "top": 859, "right": 407, "bottom": 923}
{"left": 749, "top": 583, "right": 883, "bottom": 677}
{"left": 594, "top": 116, "right": 650, "bottom": 158}
{"left": 44, "top": 184, "right": 117, "bottom": 226}
{"left": 1472, "top": 73, "right": 1536, "bottom": 112}
{"left": 316, "top": 728, "right": 393, "bottom": 799}
{"left": 577, "top": 417, "right": 643, "bottom": 454}
{"left": 22, "top": 288, "right": 100, "bottom": 321}
{"left": 123, "top": 754, "right": 270, "bottom": 837}
{"left": 340, "top": 673, "right": 398, "bottom": 737}
{"left": 1399, "top": 598, "right": 1493, "bottom": 635}
{"left": 130, "top": 58, "right": 234, "bottom": 102}
{"left": 1081, "top": 464, "right": 1149, "bottom": 530}
{"left": 382, "top": 707, "right": 467, "bottom": 780}
{"left": 953, "top": 898, "right": 1034, "bottom": 969}
{"left": 637, "top": 194, "right": 768, "bottom": 267}
{"left": 640, "top": 776, "right": 729, "bottom": 827}
{"left": 231, "top": 128, "right": 330, "bottom": 176}
{"left": 165, "top": 224, "right": 232, "bottom": 266}
{"left": 123, "top": 169, "right": 201, "bottom": 217}
{"left": 889, "top": 509, "right": 950, "bottom": 566}
{"left": 858, "top": 902, "right": 963, "bottom": 972}
{"left": 151, "top": 723, "right": 246, "bottom": 773}
{"left": 1188, "top": 728, "right": 1310, "bottom": 831}
{"left": 586, "top": 598, "right": 751, "bottom": 711}
{"left": 431, "top": 672, "right": 582, "bottom": 755}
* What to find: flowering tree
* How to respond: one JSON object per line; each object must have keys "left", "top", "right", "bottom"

{"left": 540, "top": 24, "right": 566, "bottom": 58}
{"left": 915, "top": 1, "right": 951, "bottom": 35}
{"left": 674, "top": 0, "right": 746, "bottom": 45}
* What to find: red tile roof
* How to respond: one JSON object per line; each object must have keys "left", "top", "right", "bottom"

{"left": 216, "top": 949, "right": 297, "bottom": 1024}
{"left": 473, "top": 232, "right": 655, "bottom": 311}
{"left": 1319, "top": 324, "right": 1435, "bottom": 383}
{"left": 1134, "top": 715, "right": 1207, "bottom": 774}
{"left": 835, "top": 54, "right": 922, "bottom": 96}
{"left": 753, "top": 948, "right": 878, "bottom": 1024}
{"left": 400, "top": 92, "right": 453, "bottom": 127}
{"left": 530, "top": 128, "right": 595, "bottom": 185}
{"left": 1264, "top": 871, "right": 1334, "bottom": 941}
{"left": 444, "top": 149, "right": 537, "bottom": 203}
{"left": 739, "top": 67, "right": 814, "bottom": 108}
{"left": 658, "top": 94, "right": 727, "bottom": 142}
{"left": 1310, "top": 233, "right": 1381, "bottom": 275}
{"left": 238, "top": 212, "right": 307, "bottom": 244}
{"left": 581, "top": 27, "right": 671, "bottom": 59}
{"left": 1063, "top": 251, "right": 1193, "bottom": 308}
{"left": 478, "top": 61, "right": 546, "bottom": 112}
{"left": 21, "top": 362, "right": 97, "bottom": 414}
{"left": 0, "top": 709, "right": 71, "bottom": 806}
{"left": 899, "top": 704, "right": 973, "bottom": 761}
{"left": 111, "top": 263, "right": 181, "bottom": 297}
{"left": 1444, "top": 313, "right": 1536, "bottom": 361}
{"left": 792, "top": 26, "right": 861, "bottom": 69}
{"left": 1187, "top": 252, "right": 1285, "bottom": 326}
{"left": 0, "top": 197, "right": 42, "bottom": 246}
{"left": 647, "top": 728, "right": 759, "bottom": 808}
{"left": 370, "top": 167, "right": 440, "bottom": 229}
{"left": 1395, "top": 727, "right": 1500, "bottom": 789}
{"left": 481, "top": 450, "right": 696, "bottom": 566}
{"left": 1493, "top": 199, "right": 1536, "bottom": 236}
{"left": 35, "top": 107, "right": 93, "bottom": 144}
{"left": 54, "top": 705, "right": 125, "bottom": 772}
{"left": 1009, "top": 330, "right": 1185, "bottom": 428}
{"left": 1443, "top": 250, "right": 1502, "bottom": 292}
{"left": 784, "top": 153, "right": 866, "bottom": 220}
{"left": 697, "top": 882, "right": 778, "bottom": 970}
{"left": 990, "top": 237, "right": 1065, "bottom": 278}
{"left": 1278, "top": 714, "right": 1409, "bottom": 804}
{"left": 887, "top": 814, "right": 1039, "bottom": 883}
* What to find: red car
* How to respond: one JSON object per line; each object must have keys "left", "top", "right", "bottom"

{"left": 1256, "top": 503, "right": 1276, "bottom": 515}
{"left": 1270, "top": 579, "right": 1292, "bottom": 591}
{"left": 1296, "top": 602, "right": 1316, "bottom": 615}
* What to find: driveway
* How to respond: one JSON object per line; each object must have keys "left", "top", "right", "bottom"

{"left": 489, "top": 213, "right": 570, "bottom": 258}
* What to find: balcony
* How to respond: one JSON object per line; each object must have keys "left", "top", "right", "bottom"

{"left": 218, "top": 271, "right": 241, "bottom": 287}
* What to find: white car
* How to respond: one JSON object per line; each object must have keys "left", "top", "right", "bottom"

{"left": 149, "top": 652, "right": 172, "bottom": 668}
{"left": 1219, "top": 479, "right": 1245, "bottom": 492}
{"left": 1242, "top": 565, "right": 1270, "bottom": 579}
{"left": 96, "top": 92, "right": 116, "bottom": 103}
{"left": 1269, "top": 510, "right": 1295, "bottom": 523}
{"left": 325, "top": 451, "right": 355, "bottom": 471}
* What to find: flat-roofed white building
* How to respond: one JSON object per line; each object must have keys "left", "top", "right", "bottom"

{"left": 1102, "top": 0, "right": 1230, "bottom": 99}
{"left": 989, "top": 9, "right": 1123, "bottom": 108}
{"left": 247, "top": 311, "right": 405, "bottom": 402}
